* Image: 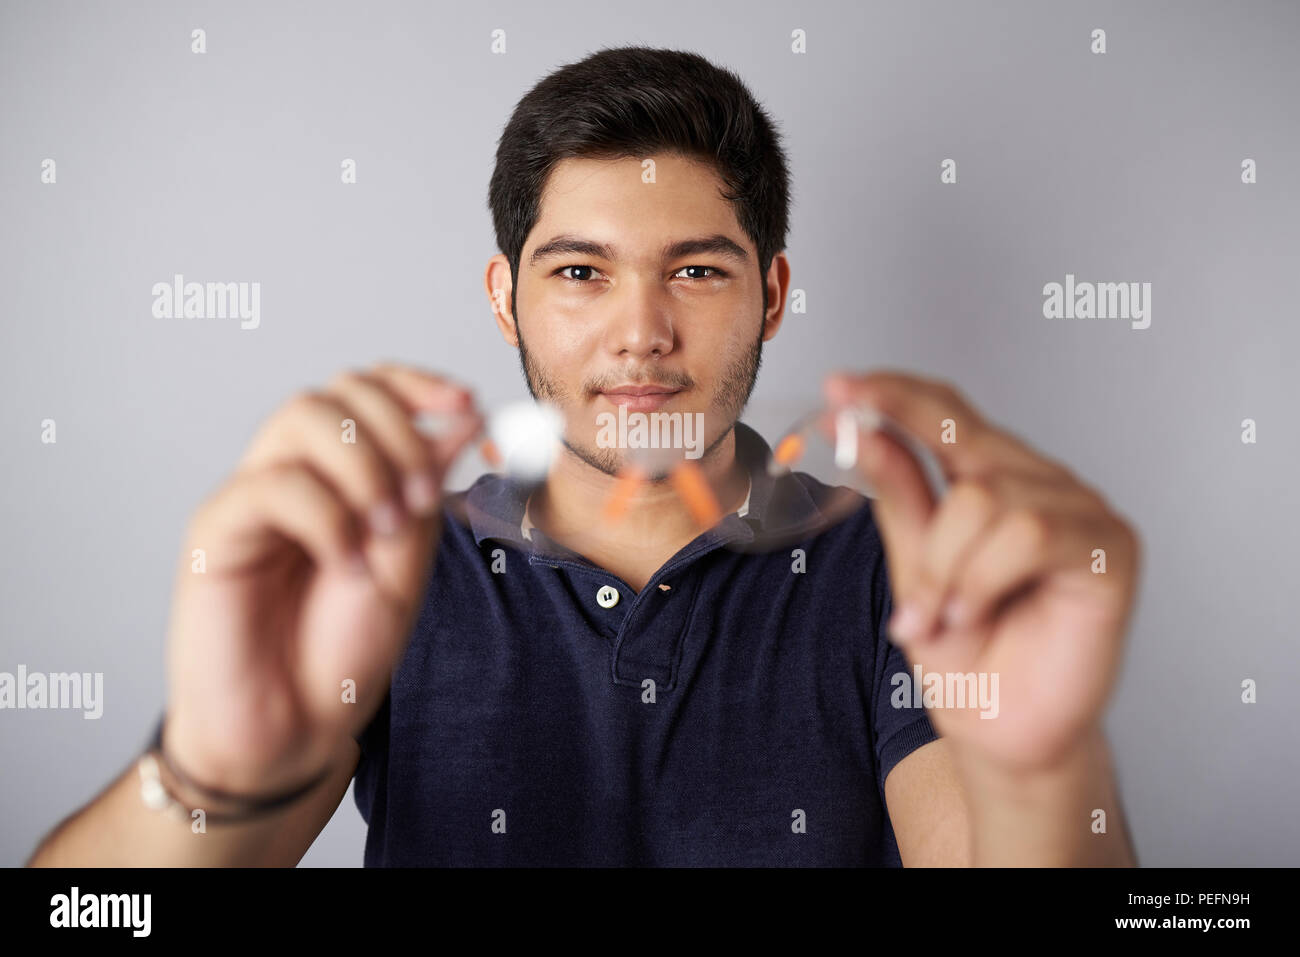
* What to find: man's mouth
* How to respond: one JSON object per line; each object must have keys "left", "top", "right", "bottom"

{"left": 598, "top": 384, "right": 683, "bottom": 412}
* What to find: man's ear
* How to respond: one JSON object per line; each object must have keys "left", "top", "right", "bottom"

{"left": 761, "top": 250, "right": 792, "bottom": 342}
{"left": 485, "top": 253, "right": 519, "bottom": 347}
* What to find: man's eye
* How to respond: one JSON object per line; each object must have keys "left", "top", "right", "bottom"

{"left": 556, "top": 265, "right": 601, "bottom": 282}
{"left": 554, "top": 264, "right": 727, "bottom": 283}
{"left": 674, "top": 266, "right": 724, "bottom": 280}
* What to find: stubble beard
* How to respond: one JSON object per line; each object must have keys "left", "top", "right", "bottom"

{"left": 513, "top": 302, "right": 765, "bottom": 481}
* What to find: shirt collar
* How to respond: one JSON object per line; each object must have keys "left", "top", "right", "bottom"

{"left": 522, "top": 473, "right": 749, "bottom": 541}
{"left": 461, "top": 420, "right": 823, "bottom": 554}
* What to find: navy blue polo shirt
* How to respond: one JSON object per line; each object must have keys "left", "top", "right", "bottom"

{"left": 351, "top": 420, "right": 939, "bottom": 866}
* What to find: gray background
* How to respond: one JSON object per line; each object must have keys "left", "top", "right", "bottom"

{"left": 2, "top": 0, "right": 1297, "bottom": 866}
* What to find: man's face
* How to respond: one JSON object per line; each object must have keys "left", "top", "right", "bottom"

{"left": 504, "top": 152, "right": 778, "bottom": 478}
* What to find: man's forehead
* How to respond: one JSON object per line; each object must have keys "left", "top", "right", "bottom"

{"left": 525, "top": 156, "right": 753, "bottom": 266}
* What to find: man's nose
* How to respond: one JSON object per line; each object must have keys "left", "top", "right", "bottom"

{"left": 602, "top": 278, "right": 675, "bottom": 358}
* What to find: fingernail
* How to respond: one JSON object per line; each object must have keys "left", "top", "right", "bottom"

{"left": 943, "top": 597, "right": 968, "bottom": 628}
{"left": 403, "top": 473, "right": 439, "bottom": 515}
{"left": 368, "top": 500, "right": 404, "bottom": 537}
{"left": 888, "top": 602, "right": 923, "bottom": 645}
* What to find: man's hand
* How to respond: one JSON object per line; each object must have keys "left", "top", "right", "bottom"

{"left": 824, "top": 369, "right": 1142, "bottom": 777}
{"left": 162, "top": 363, "right": 485, "bottom": 797}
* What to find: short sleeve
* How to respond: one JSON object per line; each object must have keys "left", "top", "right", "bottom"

{"left": 868, "top": 526, "right": 940, "bottom": 797}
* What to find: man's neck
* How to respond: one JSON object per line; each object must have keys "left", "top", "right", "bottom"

{"left": 526, "top": 427, "right": 751, "bottom": 590}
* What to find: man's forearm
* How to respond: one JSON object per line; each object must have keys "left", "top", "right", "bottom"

{"left": 955, "top": 726, "right": 1137, "bottom": 866}
{"left": 28, "top": 762, "right": 292, "bottom": 867}
{"left": 27, "top": 736, "right": 358, "bottom": 868}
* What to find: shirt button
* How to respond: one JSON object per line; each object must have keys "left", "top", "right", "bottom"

{"left": 596, "top": 585, "right": 620, "bottom": 608}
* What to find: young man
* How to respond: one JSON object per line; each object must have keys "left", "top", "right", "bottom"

{"left": 28, "top": 46, "right": 1138, "bottom": 867}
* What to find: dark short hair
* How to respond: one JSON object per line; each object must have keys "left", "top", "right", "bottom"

{"left": 488, "top": 46, "right": 791, "bottom": 310}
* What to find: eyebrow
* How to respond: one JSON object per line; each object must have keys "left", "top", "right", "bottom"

{"left": 527, "top": 233, "right": 751, "bottom": 268}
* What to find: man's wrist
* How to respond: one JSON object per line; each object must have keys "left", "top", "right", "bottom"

{"left": 949, "top": 726, "right": 1135, "bottom": 866}
{"left": 147, "top": 715, "right": 338, "bottom": 823}
{"left": 953, "top": 725, "right": 1109, "bottom": 809}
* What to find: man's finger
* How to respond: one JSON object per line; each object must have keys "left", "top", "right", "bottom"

{"left": 237, "top": 391, "right": 410, "bottom": 538}
{"left": 188, "top": 462, "right": 365, "bottom": 578}
{"left": 906, "top": 479, "right": 1003, "bottom": 637}
{"left": 369, "top": 363, "right": 475, "bottom": 413}
{"left": 368, "top": 363, "right": 487, "bottom": 475}
{"left": 898, "top": 470, "right": 1104, "bottom": 642}
{"left": 825, "top": 370, "right": 1065, "bottom": 481}
{"left": 855, "top": 423, "right": 938, "bottom": 609}
{"left": 947, "top": 508, "right": 1139, "bottom": 636}
{"left": 325, "top": 371, "right": 445, "bottom": 517}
